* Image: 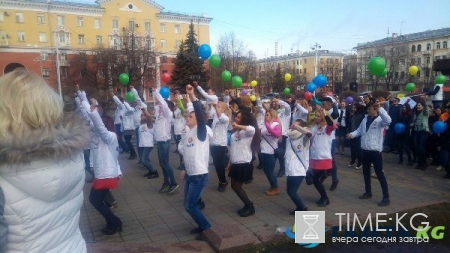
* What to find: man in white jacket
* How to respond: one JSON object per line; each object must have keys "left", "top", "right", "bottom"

{"left": 348, "top": 102, "right": 392, "bottom": 206}
{"left": 179, "top": 84, "right": 213, "bottom": 236}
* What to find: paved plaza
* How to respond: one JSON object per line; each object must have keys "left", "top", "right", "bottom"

{"left": 80, "top": 142, "right": 450, "bottom": 252}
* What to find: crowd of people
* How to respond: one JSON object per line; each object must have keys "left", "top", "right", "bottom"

{"left": 0, "top": 68, "right": 448, "bottom": 251}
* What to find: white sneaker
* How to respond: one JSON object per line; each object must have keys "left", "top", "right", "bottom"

{"left": 348, "top": 162, "right": 355, "bottom": 167}
{"left": 436, "top": 166, "right": 442, "bottom": 171}
{"left": 371, "top": 172, "right": 377, "bottom": 179}
{"left": 355, "top": 165, "right": 361, "bottom": 170}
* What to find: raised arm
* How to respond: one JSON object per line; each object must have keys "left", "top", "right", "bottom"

{"left": 187, "top": 84, "right": 207, "bottom": 141}
{"left": 278, "top": 99, "right": 291, "bottom": 116}
{"left": 82, "top": 99, "right": 117, "bottom": 145}
{"left": 112, "top": 94, "right": 125, "bottom": 110}
{"left": 153, "top": 88, "right": 172, "bottom": 117}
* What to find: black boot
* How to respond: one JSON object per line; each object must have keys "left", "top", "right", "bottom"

{"left": 238, "top": 203, "right": 255, "bottom": 217}
{"left": 102, "top": 220, "right": 122, "bottom": 235}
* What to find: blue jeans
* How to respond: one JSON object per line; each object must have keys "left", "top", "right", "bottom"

{"left": 276, "top": 136, "right": 287, "bottom": 174}
{"left": 331, "top": 139, "right": 338, "bottom": 183}
{"left": 83, "top": 149, "right": 94, "bottom": 177}
{"left": 115, "top": 124, "right": 128, "bottom": 152}
{"left": 440, "top": 150, "right": 450, "bottom": 175}
{"left": 261, "top": 153, "right": 278, "bottom": 188}
{"left": 135, "top": 127, "right": 142, "bottom": 160}
{"left": 157, "top": 140, "right": 177, "bottom": 186}
{"left": 362, "top": 150, "right": 389, "bottom": 199}
{"left": 286, "top": 176, "right": 306, "bottom": 210}
{"left": 413, "top": 130, "right": 429, "bottom": 166}
{"left": 184, "top": 173, "right": 211, "bottom": 231}
{"left": 141, "top": 147, "right": 156, "bottom": 173}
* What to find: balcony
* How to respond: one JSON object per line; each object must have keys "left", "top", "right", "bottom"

{"left": 422, "top": 50, "right": 431, "bottom": 55}
{"left": 59, "top": 59, "right": 70, "bottom": 66}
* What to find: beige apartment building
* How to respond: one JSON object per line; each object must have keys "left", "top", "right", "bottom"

{"left": 354, "top": 28, "right": 450, "bottom": 92}
{"left": 0, "top": 0, "right": 212, "bottom": 99}
{"left": 256, "top": 50, "right": 345, "bottom": 94}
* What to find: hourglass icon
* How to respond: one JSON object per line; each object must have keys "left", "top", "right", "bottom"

{"left": 302, "top": 214, "right": 319, "bottom": 240}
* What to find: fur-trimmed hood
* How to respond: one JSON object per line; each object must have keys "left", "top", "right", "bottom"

{"left": 0, "top": 112, "right": 91, "bottom": 165}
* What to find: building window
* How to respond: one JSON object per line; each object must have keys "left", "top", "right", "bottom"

{"left": 80, "top": 52, "right": 87, "bottom": 61}
{"left": 78, "top": 35, "right": 85, "bottom": 44}
{"left": 60, "top": 54, "right": 67, "bottom": 61}
{"left": 15, "top": 13, "right": 24, "bottom": 23}
{"left": 417, "top": 44, "right": 421, "bottom": 52}
{"left": 128, "top": 20, "right": 135, "bottom": 30}
{"left": 436, "top": 42, "right": 441, "bottom": 49}
{"left": 17, "top": 31, "right": 25, "bottom": 41}
{"left": 174, "top": 25, "right": 180, "bottom": 34}
{"left": 160, "top": 39, "right": 166, "bottom": 48}
{"left": 426, "top": 43, "right": 431, "bottom": 50}
{"left": 303, "top": 59, "right": 307, "bottom": 64}
{"left": 145, "top": 22, "right": 151, "bottom": 32}
{"left": 57, "top": 15, "right": 65, "bottom": 26}
{"left": 37, "top": 14, "right": 45, "bottom": 24}
{"left": 175, "top": 40, "right": 181, "bottom": 49}
{"left": 112, "top": 35, "right": 120, "bottom": 49}
{"left": 394, "top": 72, "right": 399, "bottom": 78}
{"left": 435, "top": 56, "right": 441, "bottom": 60}
{"left": 39, "top": 32, "right": 47, "bottom": 42}
{"left": 40, "top": 53, "right": 48, "bottom": 61}
{"left": 112, "top": 19, "right": 118, "bottom": 29}
{"left": 61, "top": 67, "right": 68, "bottom": 78}
{"left": 417, "top": 71, "right": 420, "bottom": 77}
{"left": 58, "top": 31, "right": 66, "bottom": 43}
{"left": 77, "top": 17, "right": 83, "bottom": 27}
{"left": 95, "top": 19, "right": 101, "bottom": 29}
{"left": 411, "top": 45, "right": 416, "bottom": 52}
{"left": 425, "top": 69, "right": 430, "bottom": 78}
{"left": 144, "top": 37, "right": 152, "bottom": 50}
{"left": 417, "top": 58, "right": 421, "bottom": 65}
{"left": 411, "top": 58, "right": 415, "bottom": 65}
{"left": 96, "top": 35, "right": 102, "bottom": 45}
{"left": 160, "top": 23, "right": 166, "bottom": 33}
{"left": 444, "top": 41, "right": 448, "bottom": 49}
{"left": 426, "top": 57, "right": 430, "bottom": 64}
{"left": 400, "top": 71, "right": 405, "bottom": 79}
{"left": 41, "top": 68, "right": 50, "bottom": 77}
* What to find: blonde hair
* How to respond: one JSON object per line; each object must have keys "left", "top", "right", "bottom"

{"left": 0, "top": 68, "right": 63, "bottom": 138}
{"left": 266, "top": 108, "right": 279, "bottom": 121}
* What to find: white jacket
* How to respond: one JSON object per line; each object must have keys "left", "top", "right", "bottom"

{"left": 292, "top": 104, "right": 309, "bottom": 122}
{"left": 277, "top": 100, "right": 291, "bottom": 136}
{"left": 210, "top": 112, "right": 229, "bottom": 147}
{"left": 179, "top": 126, "right": 213, "bottom": 176}
{"left": 112, "top": 95, "right": 125, "bottom": 125}
{"left": 153, "top": 89, "right": 173, "bottom": 142}
{"left": 196, "top": 86, "right": 218, "bottom": 120}
{"left": 0, "top": 113, "right": 90, "bottom": 253}
{"left": 229, "top": 126, "right": 256, "bottom": 164}
{"left": 139, "top": 124, "right": 154, "bottom": 148}
{"left": 82, "top": 101, "right": 122, "bottom": 179}
{"left": 173, "top": 108, "right": 186, "bottom": 135}
{"left": 285, "top": 132, "right": 311, "bottom": 176}
{"left": 349, "top": 107, "right": 392, "bottom": 152}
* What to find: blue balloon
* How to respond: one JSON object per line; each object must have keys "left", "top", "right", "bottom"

{"left": 198, "top": 44, "right": 212, "bottom": 60}
{"left": 313, "top": 75, "right": 327, "bottom": 87}
{"left": 394, "top": 123, "right": 405, "bottom": 134}
{"left": 159, "top": 86, "right": 170, "bottom": 99}
{"left": 306, "top": 82, "right": 317, "bottom": 93}
{"left": 433, "top": 121, "right": 447, "bottom": 134}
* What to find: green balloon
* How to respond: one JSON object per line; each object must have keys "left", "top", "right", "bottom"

{"left": 221, "top": 70, "right": 232, "bottom": 82}
{"left": 209, "top": 54, "right": 221, "bottom": 68}
{"left": 368, "top": 57, "right": 386, "bottom": 76}
{"left": 436, "top": 75, "right": 447, "bottom": 84}
{"left": 405, "top": 83, "right": 415, "bottom": 92}
{"left": 126, "top": 91, "right": 135, "bottom": 102}
{"left": 232, "top": 75, "right": 243, "bottom": 88}
{"left": 378, "top": 68, "right": 388, "bottom": 77}
{"left": 119, "top": 73, "right": 130, "bottom": 85}
{"left": 284, "top": 87, "right": 291, "bottom": 95}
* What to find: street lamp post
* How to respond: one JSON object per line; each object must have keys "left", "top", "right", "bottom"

{"left": 311, "top": 43, "right": 321, "bottom": 77}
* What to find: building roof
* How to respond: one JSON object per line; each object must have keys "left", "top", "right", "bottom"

{"left": 258, "top": 50, "right": 345, "bottom": 63}
{"left": 355, "top": 27, "right": 450, "bottom": 49}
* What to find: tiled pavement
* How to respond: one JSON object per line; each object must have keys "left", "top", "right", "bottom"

{"left": 80, "top": 144, "right": 450, "bottom": 252}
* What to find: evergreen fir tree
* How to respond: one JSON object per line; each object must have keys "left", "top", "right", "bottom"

{"left": 171, "top": 21, "right": 208, "bottom": 90}
{"left": 273, "top": 65, "right": 284, "bottom": 92}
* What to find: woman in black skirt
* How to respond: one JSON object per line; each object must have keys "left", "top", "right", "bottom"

{"left": 228, "top": 110, "right": 260, "bottom": 217}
